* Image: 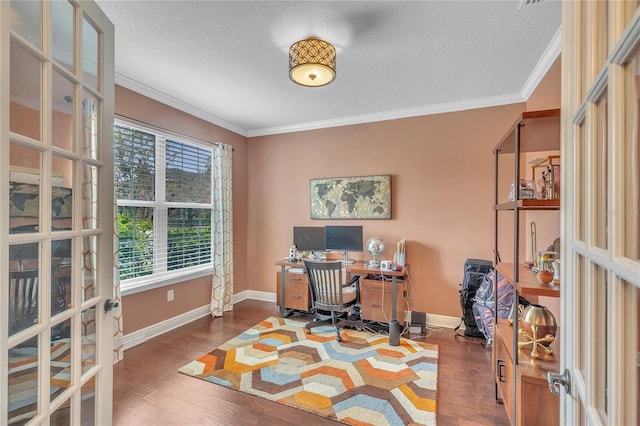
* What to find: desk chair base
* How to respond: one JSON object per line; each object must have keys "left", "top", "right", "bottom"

{"left": 305, "top": 310, "right": 365, "bottom": 342}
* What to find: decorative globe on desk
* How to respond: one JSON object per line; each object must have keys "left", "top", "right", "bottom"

{"left": 366, "top": 237, "right": 386, "bottom": 268}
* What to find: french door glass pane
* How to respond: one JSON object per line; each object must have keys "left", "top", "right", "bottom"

{"left": 10, "top": 0, "right": 42, "bottom": 48}
{"left": 577, "top": 253, "right": 586, "bottom": 373}
{"left": 8, "top": 340, "right": 40, "bottom": 424}
{"left": 81, "top": 236, "right": 98, "bottom": 302}
{"left": 50, "top": 398, "right": 71, "bottom": 425}
{"left": 80, "top": 379, "right": 96, "bottom": 424}
{"left": 50, "top": 335, "right": 72, "bottom": 403}
{"left": 10, "top": 144, "right": 41, "bottom": 226}
{"left": 52, "top": 155, "right": 73, "bottom": 229}
{"left": 10, "top": 39, "right": 41, "bottom": 140}
{"left": 52, "top": 239, "right": 71, "bottom": 317}
{"left": 80, "top": 308, "right": 96, "bottom": 375}
{"left": 82, "top": 91, "right": 99, "bottom": 160}
{"left": 595, "top": 94, "right": 608, "bottom": 250}
{"left": 577, "top": 122, "right": 586, "bottom": 242}
{"left": 82, "top": 164, "right": 98, "bottom": 230}
{"left": 8, "top": 243, "right": 40, "bottom": 337}
{"left": 52, "top": 70, "right": 74, "bottom": 151}
{"left": 51, "top": 0, "right": 74, "bottom": 72}
{"left": 81, "top": 16, "right": 99, "bottom": 91}
{"left": 596, "top": 1, "right": 608, "bottom": 66}
{"left": 624, "top": 48, "right": 639, "bottom": 261}
{"left": 594, "top": 263, "right": 608, "bottom": 419}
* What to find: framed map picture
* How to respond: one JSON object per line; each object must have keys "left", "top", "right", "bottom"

{"left": 310, "top": 174, "right": 391, "bottom": 219}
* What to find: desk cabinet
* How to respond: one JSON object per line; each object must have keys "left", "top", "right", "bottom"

{"left": 275, "top": 271, "right": 311, "bottom": 312}
{"left": 360, "top": 278, "right": 406, "bottom": 324}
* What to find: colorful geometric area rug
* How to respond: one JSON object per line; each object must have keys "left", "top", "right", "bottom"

{"left": 179, "top": 316, "right": 438, "bottom": 425}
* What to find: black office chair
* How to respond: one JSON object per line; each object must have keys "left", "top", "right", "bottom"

{"left": 303, "top": 260, "right": 364, "bottom": 342}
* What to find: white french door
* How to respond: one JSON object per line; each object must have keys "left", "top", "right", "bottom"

{"left": 560, "top": 1, "right": 639, "bottom": 425}
{"left": 1, "top": 1, "right": 114, "bottom": 424}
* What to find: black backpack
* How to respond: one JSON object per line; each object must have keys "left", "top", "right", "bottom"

{"left": 456, "top": 258, "right": 492, "bottom": 337}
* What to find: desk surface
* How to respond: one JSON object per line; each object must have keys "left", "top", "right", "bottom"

{"left": 275, "top": 259, "right": 407, "bottom": 277}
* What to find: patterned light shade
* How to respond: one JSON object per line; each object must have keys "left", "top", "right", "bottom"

{"left": 289, "top": 37, "right": 336, "bottom": 87}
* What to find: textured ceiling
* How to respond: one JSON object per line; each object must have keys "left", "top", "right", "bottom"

{"left": 95, "top": 0, "right": 562, "bottom": 137}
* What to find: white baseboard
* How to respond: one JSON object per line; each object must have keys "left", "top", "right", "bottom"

{"left": 122, "top": 292, "right": 461, "bottom": 352}
{"left": 233, "top": 289, "right": 276, "bottom": 303}
{"left": 122, "top": 304, "right": 211, "bottom": 351}
{"left": 425, "top": 313, "right": 462, "bottom": 329}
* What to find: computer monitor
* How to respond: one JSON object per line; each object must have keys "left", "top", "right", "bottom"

{"left": 293, "top": 226, "right": 326, "bottom": 252}
{"left": 324, "top": 225, "right": 363, "bottom": 264}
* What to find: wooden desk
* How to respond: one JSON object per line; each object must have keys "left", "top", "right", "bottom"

{"left": 274, "top": 259, "right": 408, "bottom": 344}
{"left": 346, "top": 263, "right": 407, "bottom": 327}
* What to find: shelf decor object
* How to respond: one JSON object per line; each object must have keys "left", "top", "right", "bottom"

{"left": 518, "top": 304, "right": 557, "bottom": 359}
{"left": 309, "top": 174, "right": 391, "bottom": 219}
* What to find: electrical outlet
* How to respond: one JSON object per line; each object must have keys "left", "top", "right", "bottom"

{"left": 404, "top": 310, "right": 412, "bottom": 323}
{"left": 167, "top": 289, "right": 174, "bottom": 302}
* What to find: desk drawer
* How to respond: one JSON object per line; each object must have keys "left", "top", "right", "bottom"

{"left": 276, "top": 271, "right": 311, "bottom": 311}
{"left": 285, "top": 273, "right": 308, "bottom": 285}
{"left": 360, "top": 279, "right": 406, "bottom": 324}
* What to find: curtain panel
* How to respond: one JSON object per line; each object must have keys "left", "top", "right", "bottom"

{"left": 210, "top": 144, "right": 234, "bottom": 316}
{"left": 112, "top": 200, "right": 124, "bottom": 363}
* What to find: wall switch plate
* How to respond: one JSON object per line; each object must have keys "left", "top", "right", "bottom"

{"left": 167, "top": 289, "right": 174, "bottom": 302}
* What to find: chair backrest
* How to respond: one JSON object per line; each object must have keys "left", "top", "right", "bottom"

{"left": 9, "top": 270, "right": 39, "bottom": 334}
{"left": 303, "top": 260, "right": 346, "bottom": 311}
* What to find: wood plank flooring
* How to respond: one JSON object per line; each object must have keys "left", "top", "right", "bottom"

{"left": 113, "top": 299, "right": 509, "bottom": 425}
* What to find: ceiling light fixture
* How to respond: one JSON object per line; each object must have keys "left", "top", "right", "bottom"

{"left": 289, "top": 37, "right": 336, "bottom": 87}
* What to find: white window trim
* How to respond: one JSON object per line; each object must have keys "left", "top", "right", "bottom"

{"left": 121, "top": 264, "right": 213, "bottom": 296}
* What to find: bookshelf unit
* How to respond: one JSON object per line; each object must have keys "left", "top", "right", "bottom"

{"left": 492, "top": 108, "right": 561, "bottom": 425}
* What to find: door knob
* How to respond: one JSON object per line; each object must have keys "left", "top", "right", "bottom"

{"left": 104, "top": 298, "right": 119, "bottom": 313}
{"left": 547, "top": 368, "right": 571, "bottom": 395}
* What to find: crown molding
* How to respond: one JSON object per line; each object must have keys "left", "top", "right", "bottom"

{"left": 520, "top": 26, "right": 562, "bottom": 101}
{"left": 115, "top": 73, "right": 248, "bottom": 137}
{"left": 248, "top": 93, "right": 525, "bottom": 137}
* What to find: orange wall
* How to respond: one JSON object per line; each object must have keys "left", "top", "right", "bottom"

{"left": 248, "top": 103, "right": 543, "bottom": 318}
{"left": 116, "top": 86, "right": 249, "bottom": 334}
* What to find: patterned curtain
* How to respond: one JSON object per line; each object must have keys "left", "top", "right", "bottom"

{"left": 112, "top": 200, "right": 124, "bottom": 363}
{"left": 210, "top": 144, "right": 234, "bottom": 316}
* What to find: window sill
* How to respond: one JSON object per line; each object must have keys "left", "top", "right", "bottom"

{"left": 120, "top": 266, "right": 213, "bottom": 296}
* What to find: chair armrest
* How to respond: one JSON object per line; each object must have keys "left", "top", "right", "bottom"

{"left": 343, "top": 274, "right": 360, "bottom": 302}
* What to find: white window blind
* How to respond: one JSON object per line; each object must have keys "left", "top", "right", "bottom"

{"left": 114, "top": 121, "right": 214, "bottom": 287}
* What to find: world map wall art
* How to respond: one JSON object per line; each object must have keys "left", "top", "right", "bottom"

{"left": 310, "top": 174, "right": 391, "bottom": 219}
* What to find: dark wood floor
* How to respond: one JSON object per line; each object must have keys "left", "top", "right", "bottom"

{"left": 113, "top": 299, "right": 509, "bottom": 425}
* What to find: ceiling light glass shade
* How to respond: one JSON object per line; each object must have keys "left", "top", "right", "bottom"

{"left": 289, "top": 37, "right": 336, "bottom": 87}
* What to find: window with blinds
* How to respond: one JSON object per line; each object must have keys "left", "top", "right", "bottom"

{"left": 114, "top": 121, "right": 214, "bottom": 287}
